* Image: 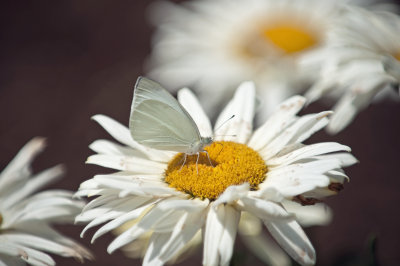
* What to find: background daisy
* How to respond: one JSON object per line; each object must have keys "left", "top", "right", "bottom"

{"left": 303, "top": 6, "right": 400, "bottom": 133}
{"left": 147, "top": 0, "right": 356, "bottom": 122}
{"left": 0, "top": 137, "right": 93, "bottom": 265}
{"left": 76, "top": 81, "right": 355, "bottom": 265}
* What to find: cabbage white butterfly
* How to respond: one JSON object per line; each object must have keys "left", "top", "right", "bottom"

{"left": 129, "top": 77, "right": 213, "bottom": 163}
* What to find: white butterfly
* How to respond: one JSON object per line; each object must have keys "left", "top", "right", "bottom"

{"left": 129, "top": 77, "right": 213, "bottom": 159}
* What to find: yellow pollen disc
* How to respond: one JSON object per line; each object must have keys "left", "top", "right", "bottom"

{"left": 262, "top": 24, "right": 317, "bottom": 54}
{"left": 395, "top": 52, "right": 400, "bottom": 61}
{"left": 165, "top": 141, "right": 267, "bottom": 200}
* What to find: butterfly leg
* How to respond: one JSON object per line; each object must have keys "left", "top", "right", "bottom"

{"left": 179, "top": 153, "right": 188, "bottom": 171}
{"left": 204, "top": 150, "right": 214, "bottom": 167}
{"left": 195, "top": 152, "right": 200, "bottom": 174}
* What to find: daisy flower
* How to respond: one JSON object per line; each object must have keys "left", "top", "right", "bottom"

{"left": 0, "top": 137, "right": 93, "bottom": 265}
{"left": 76, "top": 81, "right": 356, "bottom": 266}
{"left": 147, "top": 0, "right": 356, "bottom": 121}
{"left": 304, "top": 6, "right": 400, "bottom": 133}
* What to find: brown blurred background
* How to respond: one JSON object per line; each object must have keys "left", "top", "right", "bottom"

{"left": 0, "top": 1, "right": 399, "bottom": 265}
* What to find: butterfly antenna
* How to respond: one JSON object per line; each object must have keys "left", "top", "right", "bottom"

{"left": 214, "top": 115, "right": 235, "bottom": 134}
{"left": 212, "top": 142, "right": 225, "bottom": 158}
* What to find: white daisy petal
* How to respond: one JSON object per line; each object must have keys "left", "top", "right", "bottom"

{"left": 203, "top": 205, "right": 225, "bottom": 266}
{"left": 214, "top": 81, "right": 256, "bottom": 143}
{"left": 214, "top": 183, "right": 249, "bottom": 205}
{"left": 304, "top": 79, "right": 333, "bottom": 104}
{"left": 11, "top": 206, "right": 79, "bottom": 226}
{"left": 238, "top": 196, "right": 293, "bottom": 222}
{"left": 87, "top": 154, "right": 166, "bottom": 174}
{"left": 0, "top": 240, "right": 26, "bottom": 258}
{"left": 89, "top": 139, "right": 148, "bottom": 159}
{"left": 260, "top": 111, "right": 337, "bottom": 160}
{"left": 157, "top": 198, "right": 208, "bottom": 212}
{"left": 107, "top": 223, "right": 149, "bottom": 254}
{"left": 19, "top": 246, "right": 55, "bottom": 266}
{"left": 248, "top": 96, "right": 305, "bottom": 150}
{"left": 107, "top": 201, "right": 186, "bottom": 254}
{"left": 240, "top": 232, "right": 291, "bottom": 266}
{"left": 157, "top": 209, "right": 206, "bottom": 264}
{"left": 282, "top": 200, "right": 332, "bottom": 227}
{"left": 0, "top": 255, "right": 26, "bottom": 266}
{"left": 8, "top": 192, "right": 83, "bottom": 225}
{"left": 265, "top": 220, "right": 316, "bottom": 266}
{"left": 314, "top": 152, "right": 358, "bottom": 168}
{"left": 91, "top": 175, "right": 171, "bottom": 195}
{"left": 327, "top": 92, "right": 365, "bottom": 134}
{"left": 80, "top": 193, "right": 119, "bottom": 213}
{"left": 76, "top": 207, "right": 110, "bottom": 225}
{"left": 250, "top": 187, "right": 285, "bottom": 203}
{"left": 3, "top": 234, "right": 85, "bottom": 260}
{"left": 81, "top": 199, "right": 135, "bottom": 237}
{"left": 178, "top": 88, "right": 213, "bottom": 137}
{"left": 263, "top": 159, "right": 340, "bottom": 196}
{"left": 291, "top": 111, "right": 332, "bottom": 144}
{"left": 327, "top": 75, "right": 390, "bottom": 134}
{"left": 91, "top": 204, "right": 153, "bottom": 242}
{"left": 269, "top": 158, "right": 342, "bottom": 176}
{"left": 92, "top": 114, "right": 139, "bottom": 148}
{"left": 133, "top": 199, "right": 182, "bottom": 231}
{"left": 73, "top": 187, "right": 104, "bottom": 198}
{"left": 218, "top": 205, "right": 240, "bottom": 266}
{"left": 0, "top": 137, "right": 45, "bottom": 192}
{"left": 152, "top": 211, "right": 188, "bottom": 234}
{"left": 142, "top": 232, "right": 171, "bottom": 266}
{"left": 238, "top": 211, "right": 262, "bottom": 236}
{"left": 267, "top": 142, "right": 351, "bottom": 166}
{"left": 263, "top": 179, "right": 329, "bottom": 197}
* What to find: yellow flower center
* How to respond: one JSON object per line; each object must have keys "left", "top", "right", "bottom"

{"left": 261, "top": 24, "right": 318, "bottom": 54}
{"left": 395, "top": 52, "right": 400, "bottom": 61}
{"left": 165, "top": 141, "right": 267, "bottom": 200}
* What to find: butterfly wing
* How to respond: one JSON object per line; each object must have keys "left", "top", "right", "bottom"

{"left": 129, "top": 77, "right": 202, "bottom": 152}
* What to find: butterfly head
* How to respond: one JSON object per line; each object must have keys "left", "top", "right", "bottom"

{"left": 201, "top": 136, "right": 213, "bottom": 147}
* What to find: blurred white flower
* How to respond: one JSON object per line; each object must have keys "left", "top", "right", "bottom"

{"left": 76, "top": 81, "right": 356, "bottom": 266}
{"left": 0, "top": 137, "right": 93, "bottom": 266}
{"left": 304, "top": 6, "right": 400, "bottom": 133}
{"left": 147, "top": 0, "right": 355, "bottom": 122}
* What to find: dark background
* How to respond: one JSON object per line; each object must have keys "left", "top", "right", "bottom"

{"left": 0, "top": 1, "right": 399, "bottom": 265}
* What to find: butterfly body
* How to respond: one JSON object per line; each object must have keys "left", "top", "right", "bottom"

{"left": 187, "top": 136, "right": 213, "bottom": 155}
